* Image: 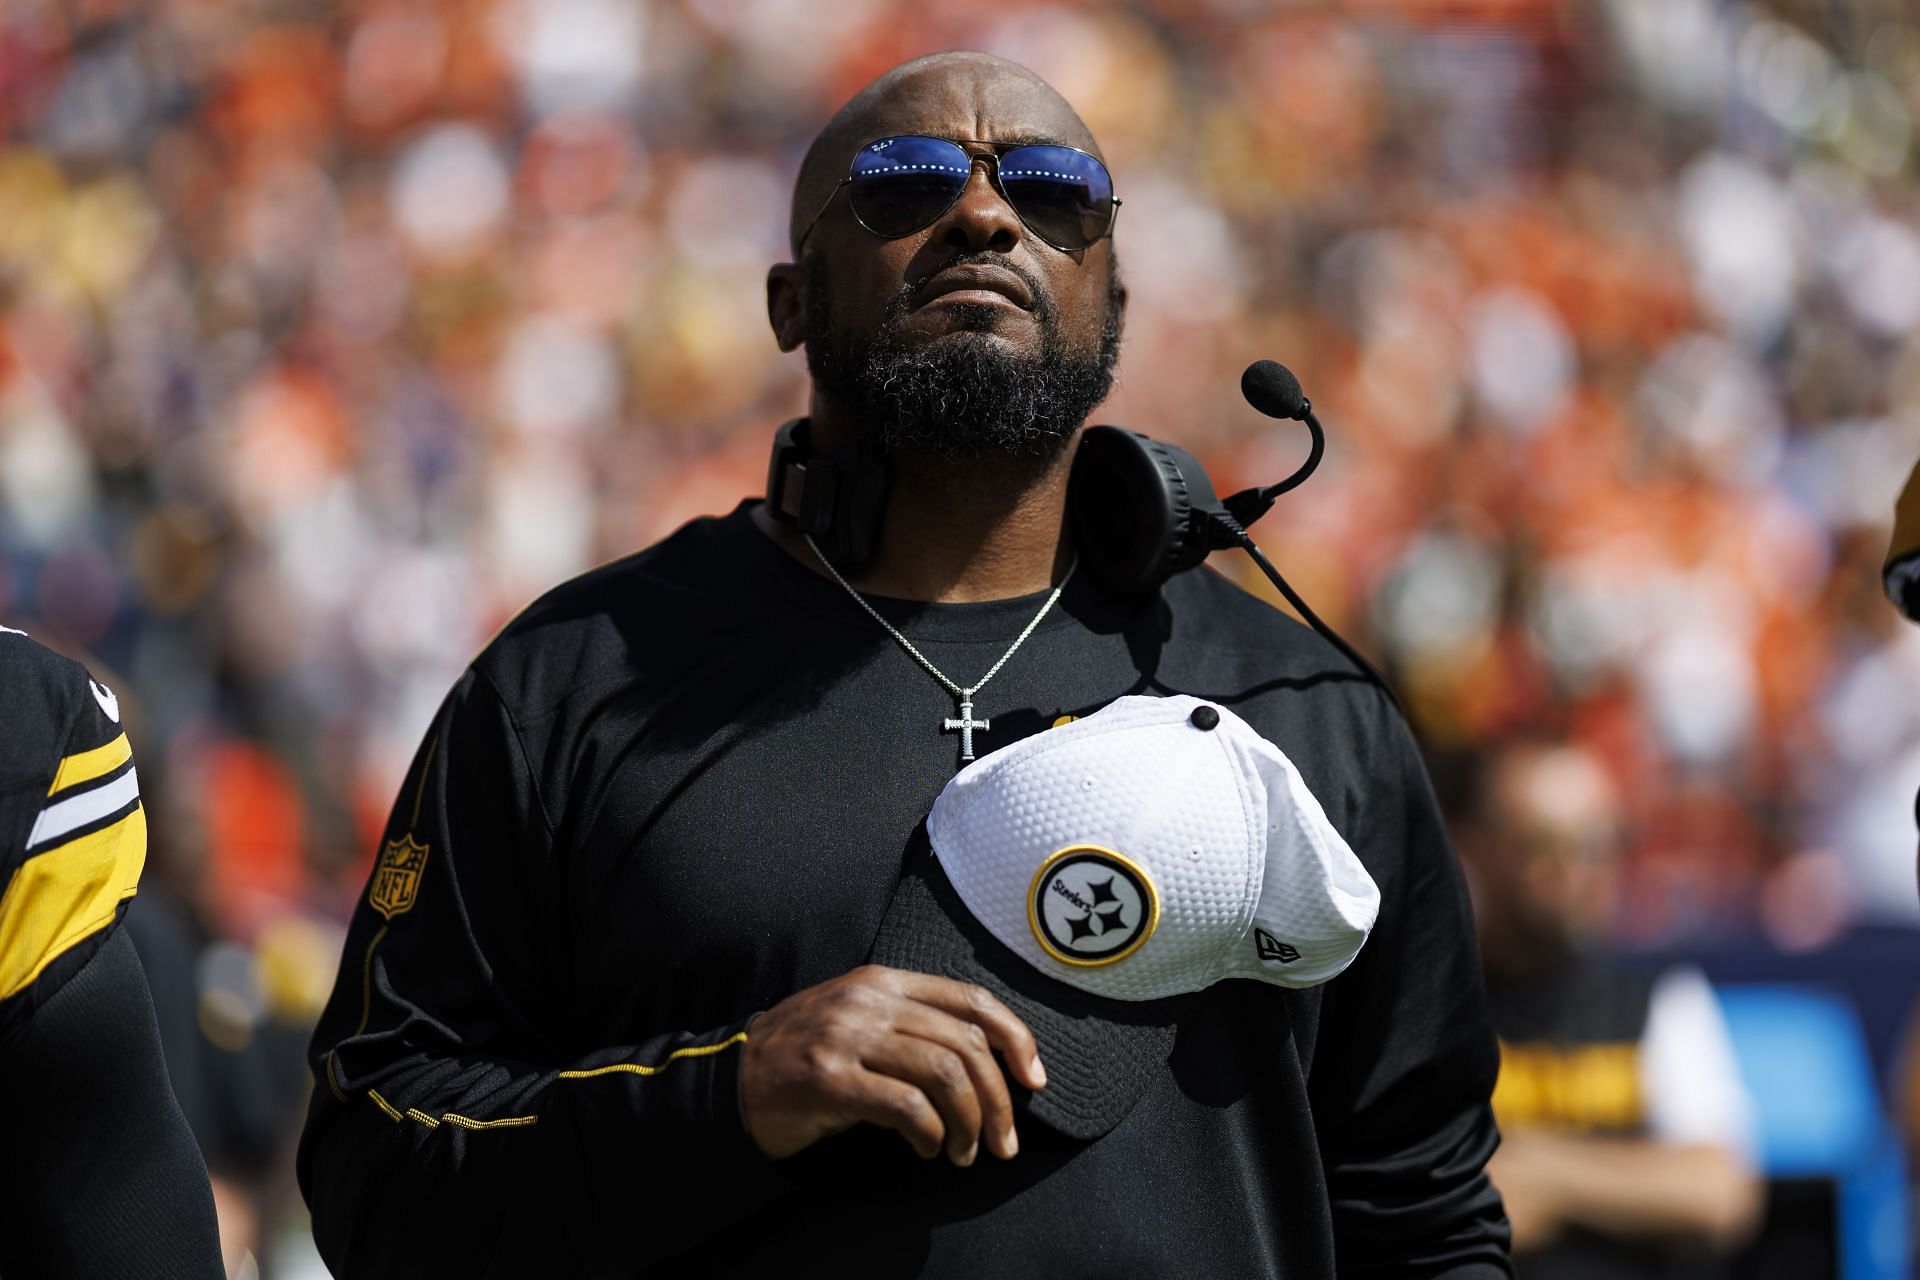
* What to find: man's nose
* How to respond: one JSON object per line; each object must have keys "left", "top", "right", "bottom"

{"left": 932, "top": 160, "right": 1023, "bottom": 253}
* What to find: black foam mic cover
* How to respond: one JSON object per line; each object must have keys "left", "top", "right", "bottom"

{"left": 1241, "top": 360, "right": 1307, "bottom": 421}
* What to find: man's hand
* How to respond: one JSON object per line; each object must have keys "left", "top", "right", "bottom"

{"left": 1488, "top": 1130, "right": 1761, "bottom": 1254}
{"left": 1486, "top": 1134, "right": 1570, "bottom": 1250}
{"left": 740, "top": 965, "right": 1047, "bottom": 1166}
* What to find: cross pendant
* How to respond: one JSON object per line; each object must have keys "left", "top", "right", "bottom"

{"left": 942, "top": 699, "right": 991, "bottom": 763}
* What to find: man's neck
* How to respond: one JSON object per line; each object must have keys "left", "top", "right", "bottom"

{"left": 753, "top": 413, "right": 1077, "bottom": 604}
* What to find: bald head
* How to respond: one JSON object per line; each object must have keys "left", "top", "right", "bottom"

{"left": 788, "top": 52, "right": 1103, "bottom": 255}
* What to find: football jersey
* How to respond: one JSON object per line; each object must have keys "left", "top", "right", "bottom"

{"left": 0, "top": 626, "right": 147, "bottom": 1044}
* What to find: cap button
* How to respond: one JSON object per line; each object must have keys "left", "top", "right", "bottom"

{"left": 1188, "top": 705, "right": 1220, "bottom": 731}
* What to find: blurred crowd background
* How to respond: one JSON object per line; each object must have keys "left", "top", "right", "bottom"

{"left": 4, "top": 0, "right": 1919, "bottom": 1274}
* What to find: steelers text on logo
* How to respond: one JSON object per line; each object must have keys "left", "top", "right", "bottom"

{"left": 1027, "top": 845, "right": 1159, "bottom": 967}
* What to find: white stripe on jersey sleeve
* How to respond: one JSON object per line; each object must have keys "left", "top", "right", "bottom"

{"left": 25, "top": 767, "right": 140, "bottom": 852}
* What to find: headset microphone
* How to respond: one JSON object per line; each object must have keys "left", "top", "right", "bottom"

{"left": 1240, "top": 359, "right": 1306, "bottom": 418}
{"left": 1072, "top": 361, "right": 1394, "bottom": 705}
{"left": 1070, "top": 358, "right": 1324, "bottom": 586}
{"left": 1220, "top": 360, "right": 1325, "bottom": 529}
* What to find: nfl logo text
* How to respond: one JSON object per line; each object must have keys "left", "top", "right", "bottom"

{"left": 370, "top": 833, "right": 429, "bottom": 919}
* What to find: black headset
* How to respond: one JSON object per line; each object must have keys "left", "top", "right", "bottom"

{"left": 766, "top": 419, "right": 891, "bottom": 577}
{"left": 766, "top": 361, "right": 1393, "bottom": 701}
{"left": 766, "top": 418, "right": 1222, "bottom": 596}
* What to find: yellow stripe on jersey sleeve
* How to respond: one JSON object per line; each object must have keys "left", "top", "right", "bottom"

{"left": 0, "top": 806, "right": 147, "bottom": 1003}
{"left": 47, "top": 733, "right": 132, "bottom": 797}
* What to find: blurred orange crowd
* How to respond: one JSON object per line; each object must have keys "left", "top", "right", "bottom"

{"left": 3, "top": 0, "right": 1918, "bottom": 972}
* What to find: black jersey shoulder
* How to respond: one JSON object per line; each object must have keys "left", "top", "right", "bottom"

{"left": 1162, "top": 560, "right": 1373, "bottom": 677}
{"left": 0, "top": 628, "right": 126, "bottom": 844}
{"left": 1151, "top": 562, "right": 1404, "bottom": 783}
{"left": 472, "top": 508, "right": 773, "bottom": 724}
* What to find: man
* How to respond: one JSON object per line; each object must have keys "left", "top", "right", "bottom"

{"left": 1464, "top": 741, "right": 1761, "bottom": 1276}
{"left": 0, "top": 626, "right": 224, "bottom": 1277}
{"left": 300, "top": 52, "right": 1510, "bottom": 1276}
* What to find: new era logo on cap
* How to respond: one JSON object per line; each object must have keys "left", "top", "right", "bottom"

{"left": 1255, "top": 927, "right": 1300, "bottom": 964}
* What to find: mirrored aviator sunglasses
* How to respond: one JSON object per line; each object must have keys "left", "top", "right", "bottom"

{"left": 806, "top": 134, "right": 1120, "bottom": 253}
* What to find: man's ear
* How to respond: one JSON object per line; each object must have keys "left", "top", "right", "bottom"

{"left": 767, "top": 261, "right": 806, "bottom": 353}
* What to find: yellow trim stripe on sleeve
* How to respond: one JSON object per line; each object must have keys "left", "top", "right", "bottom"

{"left": 438, "top": 1111, "right": 538, "bottom": 1130}
{"left": 325, "top": 1053, "right": 349, "bottom": 1103}
{"left": 556, "top": 1031, "right": 749, "bottom": 1080}
{"left": 0, "top": 806, "right": 146, "bottom": 1003}
{"left": 47, "top": 733, "right": 132, "bottom": 797}
{"left": 361, "top": 1085, "right": 540, "bottom": 1131}
{"left": 347, "top": 1030, "right": 749, "bottom": 1134}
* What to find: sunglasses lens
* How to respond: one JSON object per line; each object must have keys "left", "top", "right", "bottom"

{"left": 847, "top": 136, "right": 972, "bottom": 238}
{"left": 999, "top": 145, "right": 1115, "bottom": 249}
{"left": 843, "top": 137, "right": 1118, "bottom": 249}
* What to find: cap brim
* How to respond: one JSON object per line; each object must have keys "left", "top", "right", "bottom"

{"left": 868, "top": 837, "right": 1193, "bottom": 1141}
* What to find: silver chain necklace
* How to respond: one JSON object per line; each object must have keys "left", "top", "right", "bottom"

{"left": 804, "top": 533, "right": 1074, "bottom": 764}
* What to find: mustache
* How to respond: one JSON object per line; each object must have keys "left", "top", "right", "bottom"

{"left": 891, "top": 252, "right": 1055, "bottom": 324}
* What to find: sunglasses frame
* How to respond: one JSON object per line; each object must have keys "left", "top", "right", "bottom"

{"left": 795, "top": 135, "right": 1122, "bottom": 255}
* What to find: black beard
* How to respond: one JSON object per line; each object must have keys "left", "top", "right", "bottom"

{"left": 802, "top": 252, "right": 1122, "bottom": 461}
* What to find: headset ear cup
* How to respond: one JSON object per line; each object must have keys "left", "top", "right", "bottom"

{"left": 1069, "top": 427, "right": 1206, "bottom": 597}
{"left": 764, "top": 419, "right": 891, "bottom": 576}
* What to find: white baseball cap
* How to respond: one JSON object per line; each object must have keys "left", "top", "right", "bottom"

{"left": 869, "top": 693, "right": 1380, "bottom": 1139}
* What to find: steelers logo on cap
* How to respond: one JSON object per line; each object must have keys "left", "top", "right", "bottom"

{"left": 1027, "top": 845, "right": 1159, "bottom": 967}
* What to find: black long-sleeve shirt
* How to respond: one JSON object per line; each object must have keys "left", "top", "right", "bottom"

{"left": 298, "top": 503, "right": 1511, "bottom": 1277}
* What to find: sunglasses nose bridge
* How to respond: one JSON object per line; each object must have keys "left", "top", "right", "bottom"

{"left": 936, "top": 147, "right": 1024, "bottom": 248}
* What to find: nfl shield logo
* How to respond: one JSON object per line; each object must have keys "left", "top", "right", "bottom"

{"left": 370, "top": 833, "right": 429, "bottom": 919}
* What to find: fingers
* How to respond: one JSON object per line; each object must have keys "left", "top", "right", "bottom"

{"left": 737, "top": 966, "right": 1048, "bottom": 1166}
{"left": 841, "top": 1069, "right": 948, "bottom": 1160}
{"left": 889, "top": 971, "right": 1047, "bottom": 1092}
{"left": 861, "top": 1035, "right": 986, "bottom": 1165}
{"left": 892, "top": 1004, "right": 1019, "bottom": 1160}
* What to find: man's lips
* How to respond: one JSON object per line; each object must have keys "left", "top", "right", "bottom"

{"left": 912, "top": 264, "right": 1035, "bottom": 311}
